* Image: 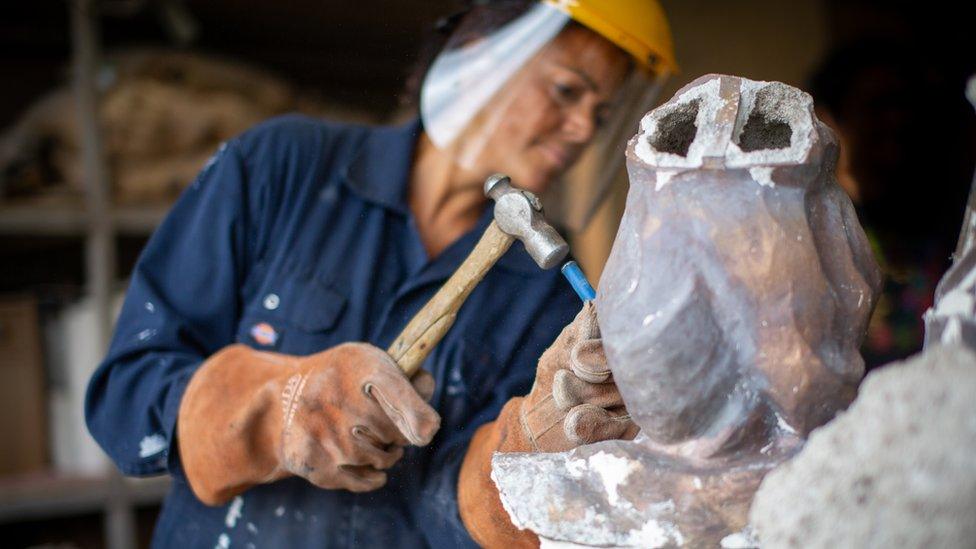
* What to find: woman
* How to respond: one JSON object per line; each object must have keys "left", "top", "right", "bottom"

{"left": 85, "top": 1, "right": 676, "bottom": 547}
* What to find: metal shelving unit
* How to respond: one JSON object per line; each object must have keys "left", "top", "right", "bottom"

{"left": 0, "top": 2, "right": 171, "bottom": 548}
{"left": 0, "top": 203, "right": 168, "bottom": 236}
{"left": 69, "top": 1, "right": 144, "bottom": 543}
{"left": 0, "top": 472, "right": 170, "bottom": 525}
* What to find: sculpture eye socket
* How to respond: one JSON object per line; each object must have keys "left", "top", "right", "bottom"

{"left": 649, "top": 99, "right": 700, "bottom": 158}
{"left": 736, "top": 107, "right": 793, "bottom": 152}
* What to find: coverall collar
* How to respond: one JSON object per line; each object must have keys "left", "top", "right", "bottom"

{"left": 341, "top": 118, "right": 421, "bottom": 216}
{"left": 342, "top": 118, "right": 546, "bottom": 275}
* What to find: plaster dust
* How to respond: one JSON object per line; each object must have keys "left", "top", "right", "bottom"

{"left": 224, "top": 496, "right": 243, "bottom": 528}
{"left": 138, "top": 433, "right": 167, "bottom": 458}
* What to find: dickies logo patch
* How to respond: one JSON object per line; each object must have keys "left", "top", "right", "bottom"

{"left": 250, "top": 322, "right": 279, "bottom": 346}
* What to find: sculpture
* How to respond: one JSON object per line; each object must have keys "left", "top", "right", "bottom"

{"left": 491, "top": 74, "right": 882, "bottom": 547}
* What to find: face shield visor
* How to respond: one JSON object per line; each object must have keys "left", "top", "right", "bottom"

{"left": 420, "top": 1, "right": 674, "bottom": 231}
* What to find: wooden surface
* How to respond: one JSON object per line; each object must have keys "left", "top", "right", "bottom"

{"left": 0, "top": 296, "right": 48, "bottom": 476}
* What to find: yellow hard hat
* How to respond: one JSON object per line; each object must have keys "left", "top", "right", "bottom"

{"left": 543, "top": 0, "right": 678, "bottom": 74}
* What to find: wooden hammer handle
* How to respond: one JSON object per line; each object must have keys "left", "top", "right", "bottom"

{"left": 388, "top": 221, "right": 514, "bottom": 377}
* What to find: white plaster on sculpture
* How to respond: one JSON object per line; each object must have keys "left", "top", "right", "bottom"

{"left": 633, "top": 78, "right": 723, "bottom": 172}
{"left": 749, "top": 166, "right": 776, "bottom": 188}
{"left": 634, "top": 78, "right": 818, "bottom": 192}
{"left": 584, "top": 451, "right": 641, "bottom": 507}
{"left": 724, "top": 79, "right": 815, "bottom": 168}
{"left": 720, "top": 527, "right": 759, "bottom": 548}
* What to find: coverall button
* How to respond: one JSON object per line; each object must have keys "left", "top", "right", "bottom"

{"left": 263, "top": 293, "right": 280, "bottom": 310}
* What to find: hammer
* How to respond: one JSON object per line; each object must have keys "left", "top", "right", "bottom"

{"left": 387, "top": 174, "right": 569, "bottom": 377}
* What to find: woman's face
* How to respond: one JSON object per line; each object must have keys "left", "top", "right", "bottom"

{"left": 462, "top": 25, "right": 632, "bottom": 194}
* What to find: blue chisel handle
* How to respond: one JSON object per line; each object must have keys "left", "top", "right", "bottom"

{"left": 561, "top": 261, "right": 596, "bottom": 302}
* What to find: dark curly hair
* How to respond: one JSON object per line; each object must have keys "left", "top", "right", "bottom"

{"left": 401, "top": 0, "right": 536, "bottom": 107}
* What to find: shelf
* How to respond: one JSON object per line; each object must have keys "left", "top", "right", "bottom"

{"left": 0, "top": 471, "right": 170, "bottom": 523}
{"left": 0, "top": 203, "right": 170, "bottom": 236}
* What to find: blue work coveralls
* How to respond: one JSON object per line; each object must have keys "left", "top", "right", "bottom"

{"left": 85, "top": 115, "right": 580, "bottom": 548}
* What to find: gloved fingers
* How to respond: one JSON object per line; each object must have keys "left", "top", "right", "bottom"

{"left": 563, "top": 403, "right": 636, "bottom": 446}
{"left": 335, "top": 343, "right": 440, "bottom": 446}
{"left": 545, "top": 301, "right": 601, "bottom": 357}
{"left": 292, "top": 429, "right": 392, "bottom": 492}
{"left": 351, "top": 423, "right": 403, "bottom": 449}
{"left": 410, "top": 369, "right": 436, "bottom": 402}
{"left": 571, "top": 301, "right": 601, "bottom": 340}
{"left": 618, "top": 414, "right": 641, "bottom": 440}
{"left": 358, "top": 415, "right": 411, "bottom": 447}
{"left": 336, "top": 464, "right": 388, "bottom": 493}
{"left": 603, "top": 405, "right": 640, "bottom": 440}
{"left": 349, "top": 427, "right": 405, "bottom": 470}
{"left": 569, "top": 338, "right": 612, "bottom": 383}
{"left": 364, "top": 372, "right": 441, "bottom": 446}
{"left": 552, "top": 369, "right": 625, "bottom": 411}
{"left": 280, "top": 431, "right": 328, "bottom": 479}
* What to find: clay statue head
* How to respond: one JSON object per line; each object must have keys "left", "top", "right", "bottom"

{"left": 596, "top": 74, "right": 882, "bottom": 448}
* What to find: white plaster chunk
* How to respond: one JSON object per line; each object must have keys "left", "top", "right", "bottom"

{"left": 750, "top": 344, "right": 976, "bottom": 548}
{"left": 749, "top": 166, "right": 775, "bottom": 188}
{"left": 654, "top": 170, "right": 680, "bottom": 191}
{"left": 720, "top": 527, "right": 759, "bottom": 548}
{"left": 628, "top": 517, "right": 684, "bottom": 548}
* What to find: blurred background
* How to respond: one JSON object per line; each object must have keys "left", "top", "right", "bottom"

{"left": 0, "top": 0, "right": 973, "bottom": 547}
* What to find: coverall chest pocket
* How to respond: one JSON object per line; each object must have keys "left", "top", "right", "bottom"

{"left": 238, "top": 269, "right": 347, "bottom": 355}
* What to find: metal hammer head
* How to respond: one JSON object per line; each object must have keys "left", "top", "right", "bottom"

{"left": 484, "top": 174, "right": 569, "bottom": 269}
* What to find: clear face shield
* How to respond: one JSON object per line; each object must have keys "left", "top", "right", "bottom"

{"left": 420, "top": 1, "right": 671, "bottom": 231}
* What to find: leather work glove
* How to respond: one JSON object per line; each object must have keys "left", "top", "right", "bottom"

{"left": 177, "top": 342, "right": 440, "bottom": 506}
{"left": 457, "top": 302, "right": 638, "bottom": 548}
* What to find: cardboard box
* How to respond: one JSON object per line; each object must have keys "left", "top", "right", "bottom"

{"left": 0, "top": 295, "right": 49, "bottom": 475}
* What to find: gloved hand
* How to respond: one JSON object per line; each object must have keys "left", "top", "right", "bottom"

{"left": 518, "top": 301, "right": 636, "bottom": 452}
{"left": 177, "top": 342, "right": 440, "bottom": 506}
{"left": 458, "top": 302, "right": 637, "bottom": 547}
